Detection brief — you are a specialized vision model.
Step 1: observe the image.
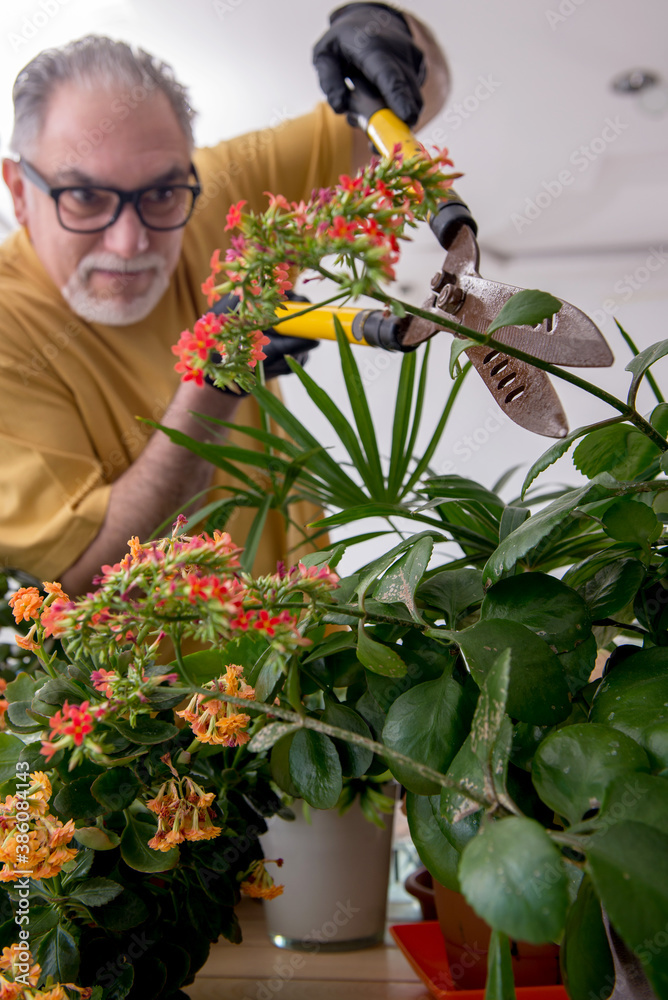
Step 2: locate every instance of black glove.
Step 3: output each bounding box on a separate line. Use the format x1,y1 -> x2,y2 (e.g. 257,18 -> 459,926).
313,3 -> 426,127
206,291 -> 318,395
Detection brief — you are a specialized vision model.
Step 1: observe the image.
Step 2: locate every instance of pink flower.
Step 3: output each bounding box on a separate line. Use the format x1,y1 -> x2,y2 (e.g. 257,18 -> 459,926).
225,200 -> 247,231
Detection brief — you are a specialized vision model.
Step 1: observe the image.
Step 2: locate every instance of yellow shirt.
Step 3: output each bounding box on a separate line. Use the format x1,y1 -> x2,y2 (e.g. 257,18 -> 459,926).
0,104 -> 350,581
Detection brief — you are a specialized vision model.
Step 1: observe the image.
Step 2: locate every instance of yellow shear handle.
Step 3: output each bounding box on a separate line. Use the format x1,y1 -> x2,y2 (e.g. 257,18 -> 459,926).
366,108 -> 424,160
273,304 -> 360,344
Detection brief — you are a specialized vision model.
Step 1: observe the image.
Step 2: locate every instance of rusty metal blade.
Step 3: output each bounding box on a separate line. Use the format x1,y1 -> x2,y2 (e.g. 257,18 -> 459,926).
464,343 -> 568,438
410,227 -> 614,367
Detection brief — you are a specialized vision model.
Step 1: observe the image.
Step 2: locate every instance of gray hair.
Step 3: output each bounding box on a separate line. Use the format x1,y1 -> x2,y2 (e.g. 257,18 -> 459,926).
9,35 -> 196,156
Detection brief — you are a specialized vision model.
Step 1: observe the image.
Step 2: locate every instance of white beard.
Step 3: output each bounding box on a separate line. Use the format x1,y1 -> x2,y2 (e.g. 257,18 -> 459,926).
61,251 -> 170,325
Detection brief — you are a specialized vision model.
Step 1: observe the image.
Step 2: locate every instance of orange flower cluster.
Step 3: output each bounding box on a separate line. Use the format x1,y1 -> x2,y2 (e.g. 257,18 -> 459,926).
176,665 -> 255,747
240,858 -> 284,901
8,582 -> 70,652
0,944 -> 91,999
146,776 -> 222,852
0,772 -> 78,882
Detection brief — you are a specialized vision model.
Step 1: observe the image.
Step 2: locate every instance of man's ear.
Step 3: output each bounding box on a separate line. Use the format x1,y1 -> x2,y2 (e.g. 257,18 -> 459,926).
2,159 -> 28,225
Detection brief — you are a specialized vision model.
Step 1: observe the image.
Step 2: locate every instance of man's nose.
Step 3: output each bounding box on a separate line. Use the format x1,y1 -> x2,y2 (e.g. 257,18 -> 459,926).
100,202 -> 150,256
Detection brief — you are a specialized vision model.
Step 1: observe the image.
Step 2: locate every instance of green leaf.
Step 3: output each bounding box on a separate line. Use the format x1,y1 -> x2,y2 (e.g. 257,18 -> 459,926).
483,475 -> 620,585
6,701 -> 41,732
169,648 -> 226,682
471,650 -> 511,765
440,735 -> 486,828
602,499 -> 662,545
91,767 -> 140,811
454,619 -> 570,725
486,289 -> 562,337
521,423 -> 602,498
288,729 -> 342,809
5,672 -> 38,703
54,778 -> 105,820
355,531 -> 441,606
498,505 -> 530,541
321,699 -> 373,778
417,568 -> 483,628
387,350 -> 417,500
67,877 -> 123,907
0,733 -> 25,782
38,925 -> 79,985
382,670 -> 477,795
120,814 -> 179,873
459,817 -> 569,943
373,535 -> 433,622
61,849 -> 94,887
247,722 -> 301,754
239,493 -> 272,572
111,717 -> 180,745
270,732 -> 299,798
356,623 -> 407,678
482,572 -> 591,653
532,723 -> 650,825
95,888 -> 149,932
449,337 -> 476,378
560,875 -> 614,1000
334,316 -> 385,496
405,792 -> 461,892
286,351 -> 376,494
573,424 -> 659,480
587,821 -> 668,999
625,339 -> 668,398
73,826 -> 121,851
598,772 -> 668,835
485,930 -> 516,1000
590,647 -> 668,745
579,558 -> 646,619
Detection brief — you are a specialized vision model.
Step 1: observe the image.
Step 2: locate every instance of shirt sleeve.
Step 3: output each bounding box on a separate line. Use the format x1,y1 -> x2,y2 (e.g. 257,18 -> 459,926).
0,355 -> 111,582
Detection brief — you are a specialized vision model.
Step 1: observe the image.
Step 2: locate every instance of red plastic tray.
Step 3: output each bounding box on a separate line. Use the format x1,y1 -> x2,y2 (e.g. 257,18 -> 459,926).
390,922 -> 569,1000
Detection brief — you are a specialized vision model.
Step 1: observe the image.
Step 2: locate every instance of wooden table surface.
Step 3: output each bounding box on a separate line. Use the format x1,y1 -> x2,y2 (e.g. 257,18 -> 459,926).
184,897 -> 432,1000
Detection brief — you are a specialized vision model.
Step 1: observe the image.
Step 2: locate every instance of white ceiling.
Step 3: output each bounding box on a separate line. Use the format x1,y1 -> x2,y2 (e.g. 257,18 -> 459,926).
0,0 -> 666,263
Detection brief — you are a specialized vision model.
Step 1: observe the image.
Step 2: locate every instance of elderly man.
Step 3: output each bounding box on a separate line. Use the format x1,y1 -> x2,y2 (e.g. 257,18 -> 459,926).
0,3 -> 448,596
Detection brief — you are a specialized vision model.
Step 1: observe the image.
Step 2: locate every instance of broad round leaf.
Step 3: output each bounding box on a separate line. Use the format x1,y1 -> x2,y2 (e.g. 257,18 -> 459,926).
91,767 -> 140,811
417,568 -> 484,628
602,499 -> 662,545
459,817 -> 569,943
532,724 -> 649,825
74,826 -> 121,851
356,623 -> 406,677
579,558 -> 646,619
643,722 -> 668,771
590,647 -> 668,744
598,772 -> 668,835
456,619 -> 570,724
382,671 -> 477,795
112,717 -> 180,745
288,729 -> 342,809
0,733 -> 24,783
482,573 -> 591,653
321,700 -> 374,778
587,821 -> 668,1000
120,815 -> 179,873
54,778 -> 105,820
573,424 -> 659,480
405,792 -> 461,892
270,732 -> 300,798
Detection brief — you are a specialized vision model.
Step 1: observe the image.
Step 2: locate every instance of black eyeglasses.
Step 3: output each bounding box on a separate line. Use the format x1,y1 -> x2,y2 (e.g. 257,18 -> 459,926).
19,158 -> 201,233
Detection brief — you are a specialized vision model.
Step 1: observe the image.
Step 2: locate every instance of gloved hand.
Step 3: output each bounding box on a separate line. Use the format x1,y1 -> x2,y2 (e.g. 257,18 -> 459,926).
313,3 -> 426,126
207,291 -> 318,395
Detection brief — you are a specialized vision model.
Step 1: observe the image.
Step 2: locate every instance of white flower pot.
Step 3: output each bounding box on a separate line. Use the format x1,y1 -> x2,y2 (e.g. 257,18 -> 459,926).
260,796 -> 395,952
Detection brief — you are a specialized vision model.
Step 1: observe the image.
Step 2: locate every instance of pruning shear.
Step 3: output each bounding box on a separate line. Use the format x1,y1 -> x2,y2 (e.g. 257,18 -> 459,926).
273,81 -> 614,438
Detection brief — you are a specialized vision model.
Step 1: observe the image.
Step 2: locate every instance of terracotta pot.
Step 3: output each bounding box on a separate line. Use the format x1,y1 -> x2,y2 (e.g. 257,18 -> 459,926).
433,879 -> 561,989
404,866 -> 438,921
260,794 -> 395,952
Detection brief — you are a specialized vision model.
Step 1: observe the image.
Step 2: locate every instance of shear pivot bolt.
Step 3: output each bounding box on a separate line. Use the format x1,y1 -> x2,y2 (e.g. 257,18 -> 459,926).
430,270 -> 456,292
436,284 -> 466,314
